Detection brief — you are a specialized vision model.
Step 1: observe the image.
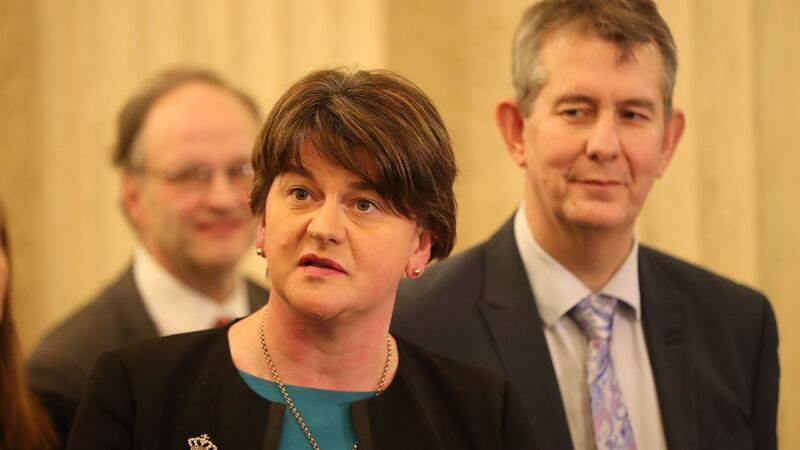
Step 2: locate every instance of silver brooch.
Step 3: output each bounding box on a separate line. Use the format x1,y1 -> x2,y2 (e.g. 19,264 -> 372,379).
187,433 -> 218,450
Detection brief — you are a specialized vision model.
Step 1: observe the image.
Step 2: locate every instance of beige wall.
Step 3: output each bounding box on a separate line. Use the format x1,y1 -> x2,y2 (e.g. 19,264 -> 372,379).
1,0 -> 797,446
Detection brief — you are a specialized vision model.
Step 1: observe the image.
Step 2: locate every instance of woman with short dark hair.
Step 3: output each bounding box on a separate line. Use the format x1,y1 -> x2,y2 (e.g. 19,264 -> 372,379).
67,69 -> 539,450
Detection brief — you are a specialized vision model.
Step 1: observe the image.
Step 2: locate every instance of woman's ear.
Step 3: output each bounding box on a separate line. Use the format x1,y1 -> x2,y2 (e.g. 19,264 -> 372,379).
404,227 -> 433,279
255,211 -> 267,257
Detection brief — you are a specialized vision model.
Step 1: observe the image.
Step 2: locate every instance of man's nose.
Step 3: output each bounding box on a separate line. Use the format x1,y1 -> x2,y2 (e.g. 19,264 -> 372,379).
585,113 -> 621,161
204,172 -> 245,208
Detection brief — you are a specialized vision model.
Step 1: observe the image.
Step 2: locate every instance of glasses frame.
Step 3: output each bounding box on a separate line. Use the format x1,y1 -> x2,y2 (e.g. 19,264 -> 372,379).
131,161 -> 255,192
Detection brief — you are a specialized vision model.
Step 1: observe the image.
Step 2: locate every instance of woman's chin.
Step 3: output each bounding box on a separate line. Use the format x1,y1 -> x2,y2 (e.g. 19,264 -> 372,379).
286,296 -> 349,322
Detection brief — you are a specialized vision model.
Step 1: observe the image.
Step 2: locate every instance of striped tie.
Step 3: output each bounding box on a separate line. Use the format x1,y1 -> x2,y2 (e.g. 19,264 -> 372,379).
571,294 -> 637,450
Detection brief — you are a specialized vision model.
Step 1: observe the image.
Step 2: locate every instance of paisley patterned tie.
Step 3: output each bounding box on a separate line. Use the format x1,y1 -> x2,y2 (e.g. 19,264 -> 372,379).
571,294 -> 637,450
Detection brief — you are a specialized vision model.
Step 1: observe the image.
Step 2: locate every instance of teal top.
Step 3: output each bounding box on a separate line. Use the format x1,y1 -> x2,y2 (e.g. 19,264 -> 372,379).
239,370 -> 373,450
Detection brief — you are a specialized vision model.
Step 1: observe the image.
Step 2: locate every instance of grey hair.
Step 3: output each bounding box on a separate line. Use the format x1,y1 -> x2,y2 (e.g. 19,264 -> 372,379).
512,0 -> 677,117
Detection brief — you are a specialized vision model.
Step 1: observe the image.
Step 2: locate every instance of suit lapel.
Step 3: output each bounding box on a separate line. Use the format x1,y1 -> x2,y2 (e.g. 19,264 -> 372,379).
479,220 -> 573,450
639,247 -> 697,449
123,262 -> 267,332
246,279 -> 269,312
113,266 -> 160,339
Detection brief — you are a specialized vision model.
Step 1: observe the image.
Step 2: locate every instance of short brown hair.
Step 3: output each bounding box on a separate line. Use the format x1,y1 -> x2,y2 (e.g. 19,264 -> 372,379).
113,68 -> 260,169
513,0 -> 677,117
250,69 -> 457,261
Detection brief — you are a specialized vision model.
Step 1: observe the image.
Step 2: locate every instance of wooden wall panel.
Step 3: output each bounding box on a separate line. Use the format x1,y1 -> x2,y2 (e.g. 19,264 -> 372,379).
0,0 -> 44,362
639,0 -> 701,262
385,0 -> 532,249
757,1 -> 800,447
238,0 -> 290,110
695,0 -> 760,286
454,1 -> 532,247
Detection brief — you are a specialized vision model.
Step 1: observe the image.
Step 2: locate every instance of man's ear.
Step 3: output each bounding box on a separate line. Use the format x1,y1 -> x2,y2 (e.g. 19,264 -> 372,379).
121,172 -> 144,230
496,98 -> 528,168
404,227 -> 433,279
657,108 -> 686,177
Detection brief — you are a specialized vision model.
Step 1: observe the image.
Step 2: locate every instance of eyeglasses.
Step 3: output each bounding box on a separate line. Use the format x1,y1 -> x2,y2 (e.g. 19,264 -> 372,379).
134,162 -> 255,192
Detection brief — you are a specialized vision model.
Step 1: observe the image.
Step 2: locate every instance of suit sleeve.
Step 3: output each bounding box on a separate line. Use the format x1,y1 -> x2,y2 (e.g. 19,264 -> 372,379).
27,340 -> 88,442
751,295 -> 779,450
66,352 -> 136,450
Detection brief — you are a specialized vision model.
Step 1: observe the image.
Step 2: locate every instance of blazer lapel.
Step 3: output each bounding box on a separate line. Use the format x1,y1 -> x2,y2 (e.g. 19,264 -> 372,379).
178,328 -> 281,449
639,248 -> 697,450
207,369 -> 280,449
479,220 -> 573,450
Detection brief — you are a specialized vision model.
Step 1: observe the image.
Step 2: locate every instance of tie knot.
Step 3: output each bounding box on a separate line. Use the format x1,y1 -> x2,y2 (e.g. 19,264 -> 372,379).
570,294 -> 618,341
213,315 -> 233,328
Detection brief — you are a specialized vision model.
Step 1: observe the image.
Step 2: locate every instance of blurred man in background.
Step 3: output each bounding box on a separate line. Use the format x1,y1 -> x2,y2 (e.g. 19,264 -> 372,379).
28,68 -> 268,440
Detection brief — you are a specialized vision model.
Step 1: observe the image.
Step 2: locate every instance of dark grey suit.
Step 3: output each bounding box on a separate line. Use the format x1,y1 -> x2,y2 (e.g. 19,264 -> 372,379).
392,217 -> 779,450
27,266 -> 268,443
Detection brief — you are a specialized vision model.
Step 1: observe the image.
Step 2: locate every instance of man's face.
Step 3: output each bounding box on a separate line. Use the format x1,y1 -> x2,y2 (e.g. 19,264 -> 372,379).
124,82 -> 259,276
501,29 -> 684,238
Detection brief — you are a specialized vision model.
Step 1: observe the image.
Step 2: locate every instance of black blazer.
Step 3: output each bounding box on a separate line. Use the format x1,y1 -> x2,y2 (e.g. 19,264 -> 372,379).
392,217 -> 779,450
27,266 -> 268,443
66,325 -> 539,450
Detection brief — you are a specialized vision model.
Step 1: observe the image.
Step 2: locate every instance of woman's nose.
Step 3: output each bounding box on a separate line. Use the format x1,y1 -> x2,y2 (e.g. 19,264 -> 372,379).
307,199 -> 345,245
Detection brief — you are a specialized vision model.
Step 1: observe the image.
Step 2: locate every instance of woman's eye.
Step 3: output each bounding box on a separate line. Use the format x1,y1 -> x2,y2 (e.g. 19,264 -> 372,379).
291,188 -> 310,201
355,199 -> 375,212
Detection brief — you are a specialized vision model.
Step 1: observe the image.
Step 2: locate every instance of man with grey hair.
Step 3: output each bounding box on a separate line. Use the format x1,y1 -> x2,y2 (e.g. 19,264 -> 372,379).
28,68 -> 268,441
393,1 -> 779,449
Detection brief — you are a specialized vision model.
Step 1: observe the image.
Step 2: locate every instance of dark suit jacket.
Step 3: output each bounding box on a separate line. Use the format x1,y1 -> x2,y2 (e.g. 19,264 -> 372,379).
66,325 -> 539,450
27,266 -> 268,443
392,217 -> 779,450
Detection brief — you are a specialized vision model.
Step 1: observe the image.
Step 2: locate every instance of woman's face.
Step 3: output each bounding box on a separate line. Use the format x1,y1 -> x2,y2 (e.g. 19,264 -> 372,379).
257,144 -> 432,322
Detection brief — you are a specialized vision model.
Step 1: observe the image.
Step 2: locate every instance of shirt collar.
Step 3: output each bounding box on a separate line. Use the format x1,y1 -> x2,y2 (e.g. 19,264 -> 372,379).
513,206 -> 641,327
132,246 -> 249,336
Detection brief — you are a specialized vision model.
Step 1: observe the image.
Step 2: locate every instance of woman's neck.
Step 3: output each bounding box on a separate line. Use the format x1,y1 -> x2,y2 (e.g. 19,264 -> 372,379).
229,301 -> 398,392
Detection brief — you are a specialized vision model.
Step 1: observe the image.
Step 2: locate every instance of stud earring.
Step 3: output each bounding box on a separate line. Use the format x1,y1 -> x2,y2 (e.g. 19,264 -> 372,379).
256,248 -> 263,256
411,268 -> 421,277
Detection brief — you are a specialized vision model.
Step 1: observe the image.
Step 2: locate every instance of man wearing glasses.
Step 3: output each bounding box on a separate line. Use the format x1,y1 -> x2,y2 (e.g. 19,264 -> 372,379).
28,69 -> 268,442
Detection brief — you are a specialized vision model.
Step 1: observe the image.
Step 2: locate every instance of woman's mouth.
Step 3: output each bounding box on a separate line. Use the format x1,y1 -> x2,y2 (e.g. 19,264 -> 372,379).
298,254 -> 347,275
